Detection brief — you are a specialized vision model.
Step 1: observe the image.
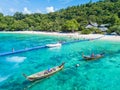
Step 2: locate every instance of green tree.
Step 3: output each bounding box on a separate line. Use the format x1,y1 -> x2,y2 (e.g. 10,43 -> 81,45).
0,0 -> 120,33
13,12 -> 25,20
62,19 -> 79,32
110,15 -> 120,26
0,13 -> 3,17
108,25 -> 120,35
0,23 -> 7,31
11,20 -> 28,31
81,29 -> 91,34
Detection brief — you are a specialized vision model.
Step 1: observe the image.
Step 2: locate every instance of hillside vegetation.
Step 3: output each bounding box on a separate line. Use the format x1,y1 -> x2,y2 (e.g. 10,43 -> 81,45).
0,0 -> 120,34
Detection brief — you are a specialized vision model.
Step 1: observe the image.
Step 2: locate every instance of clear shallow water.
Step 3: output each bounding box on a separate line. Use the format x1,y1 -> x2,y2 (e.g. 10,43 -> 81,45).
0,33 -> 120,90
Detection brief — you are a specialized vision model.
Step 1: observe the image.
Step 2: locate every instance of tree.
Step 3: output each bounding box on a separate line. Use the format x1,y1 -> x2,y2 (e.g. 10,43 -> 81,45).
62,19 -> 79,32
108,25 -> 120,35
13,12 -> 25,20
0,23 -> 7,31
117,11 -> 120,18
81,29 -> 91,34
23,17 -> 36,27
88,15 -> 97,22
0,13 -> 3,17
110,15 -> 120,26
110,0 -> 119,2
11,20 -> 28,31
0,0 -> 120,34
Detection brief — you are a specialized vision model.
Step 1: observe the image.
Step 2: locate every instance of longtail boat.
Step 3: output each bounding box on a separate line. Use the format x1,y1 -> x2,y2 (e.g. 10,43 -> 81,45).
82,53 -> 104,60
23,63 -> 65,81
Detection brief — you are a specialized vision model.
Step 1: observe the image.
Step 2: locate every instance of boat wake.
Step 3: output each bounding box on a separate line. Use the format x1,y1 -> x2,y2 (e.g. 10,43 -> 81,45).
49,46 -> 61,50
6,56 -> 26,63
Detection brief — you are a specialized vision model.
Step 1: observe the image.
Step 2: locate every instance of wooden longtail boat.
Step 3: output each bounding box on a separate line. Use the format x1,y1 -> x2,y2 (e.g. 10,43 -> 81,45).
82,53 -> 104,60
23,63 -> 65,81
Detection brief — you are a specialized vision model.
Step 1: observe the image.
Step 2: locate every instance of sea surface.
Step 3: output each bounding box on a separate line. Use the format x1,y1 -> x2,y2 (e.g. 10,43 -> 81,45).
0,33 -> 120,90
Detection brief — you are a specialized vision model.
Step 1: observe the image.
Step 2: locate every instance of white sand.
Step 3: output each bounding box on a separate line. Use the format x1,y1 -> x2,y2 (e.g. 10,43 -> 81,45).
0,31 -> 120,41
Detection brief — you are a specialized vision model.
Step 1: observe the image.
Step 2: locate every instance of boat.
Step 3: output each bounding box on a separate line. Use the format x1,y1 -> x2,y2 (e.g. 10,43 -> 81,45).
82,53 -> 104,60
46,42 -> 62,48
23,62 -> 65,81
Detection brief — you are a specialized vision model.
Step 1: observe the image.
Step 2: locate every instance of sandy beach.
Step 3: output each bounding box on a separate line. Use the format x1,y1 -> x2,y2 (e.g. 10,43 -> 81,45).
0,31 -> 120,41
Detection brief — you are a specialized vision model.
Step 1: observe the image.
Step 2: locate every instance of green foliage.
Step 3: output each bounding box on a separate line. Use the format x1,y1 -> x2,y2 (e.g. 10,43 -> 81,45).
108,25 -> 120,35
0,0 -> 120,35
62,19 -> 79,32
110,15 -> 120,26
11,20 -> 28,31
13,12 -> 25,20
81,29 -> 91,34
0,13 -> 3,17
91,28 -> 103,34
0,23 -> 7,31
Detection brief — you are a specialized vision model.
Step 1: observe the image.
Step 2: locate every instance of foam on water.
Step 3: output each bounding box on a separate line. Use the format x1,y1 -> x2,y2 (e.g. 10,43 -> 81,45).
0,75 -> 9,83
6,56 -> 26,63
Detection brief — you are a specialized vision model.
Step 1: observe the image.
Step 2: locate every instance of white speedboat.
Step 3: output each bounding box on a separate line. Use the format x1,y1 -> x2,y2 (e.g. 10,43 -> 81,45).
46,43 -> 62,48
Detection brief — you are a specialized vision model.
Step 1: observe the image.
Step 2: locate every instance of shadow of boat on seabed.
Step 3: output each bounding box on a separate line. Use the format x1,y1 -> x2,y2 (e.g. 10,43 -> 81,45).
23,77 -> 49,90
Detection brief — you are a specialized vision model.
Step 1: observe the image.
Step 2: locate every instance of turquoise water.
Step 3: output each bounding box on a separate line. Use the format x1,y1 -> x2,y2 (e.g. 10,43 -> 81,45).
0,33 -> 120,90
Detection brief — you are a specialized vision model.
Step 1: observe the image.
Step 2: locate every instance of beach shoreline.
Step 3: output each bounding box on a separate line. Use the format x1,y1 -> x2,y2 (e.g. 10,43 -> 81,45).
0,31 -> 120,41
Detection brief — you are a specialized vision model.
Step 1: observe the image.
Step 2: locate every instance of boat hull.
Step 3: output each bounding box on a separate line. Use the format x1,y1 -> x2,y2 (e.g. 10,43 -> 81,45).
46,43 -> 61,48
24,63 -> 64,81
28,66 -> 63,81
83,54 -> 104,60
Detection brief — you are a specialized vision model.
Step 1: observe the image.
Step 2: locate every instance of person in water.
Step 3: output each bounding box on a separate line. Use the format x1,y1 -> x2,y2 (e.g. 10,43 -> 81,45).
12,48 -> 14,52
48,68 -> 52,73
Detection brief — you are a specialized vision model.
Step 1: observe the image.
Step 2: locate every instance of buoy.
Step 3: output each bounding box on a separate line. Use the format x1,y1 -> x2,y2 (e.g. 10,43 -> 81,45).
76,64 -> 80,67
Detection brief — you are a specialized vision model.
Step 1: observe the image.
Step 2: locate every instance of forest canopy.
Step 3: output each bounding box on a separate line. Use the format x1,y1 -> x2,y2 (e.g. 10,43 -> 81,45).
0,0 -> 120,35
